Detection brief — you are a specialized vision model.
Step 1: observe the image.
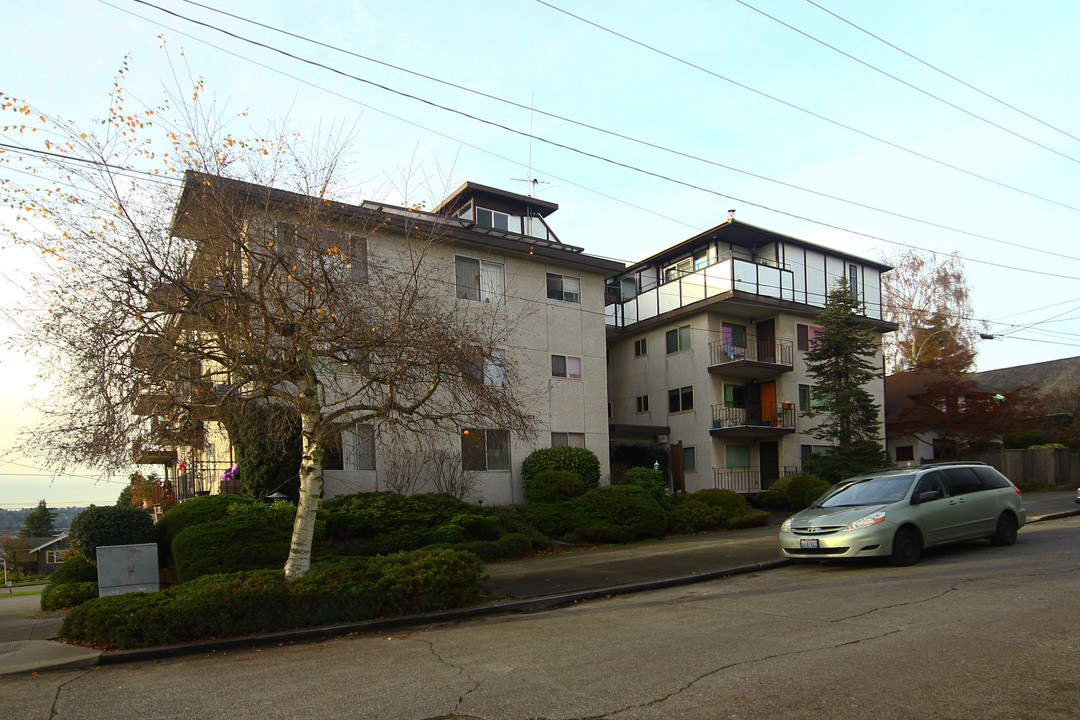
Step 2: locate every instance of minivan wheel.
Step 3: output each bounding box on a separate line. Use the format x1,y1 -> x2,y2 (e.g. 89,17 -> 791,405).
990,513 -> 1019,546
890,527 -> 922,566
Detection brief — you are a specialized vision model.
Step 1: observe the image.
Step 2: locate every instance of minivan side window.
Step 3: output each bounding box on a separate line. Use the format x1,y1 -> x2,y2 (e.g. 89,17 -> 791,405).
971,466 -> 1012,489
914,471 -> 948,499
942,467 -> 984,495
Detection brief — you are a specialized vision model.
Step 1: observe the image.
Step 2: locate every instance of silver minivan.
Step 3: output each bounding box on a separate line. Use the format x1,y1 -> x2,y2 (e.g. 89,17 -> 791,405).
777,462 -> 1026,565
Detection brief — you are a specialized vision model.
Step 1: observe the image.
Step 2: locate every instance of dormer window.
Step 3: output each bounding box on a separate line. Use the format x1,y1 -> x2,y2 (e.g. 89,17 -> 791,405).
476,207 -> 510,232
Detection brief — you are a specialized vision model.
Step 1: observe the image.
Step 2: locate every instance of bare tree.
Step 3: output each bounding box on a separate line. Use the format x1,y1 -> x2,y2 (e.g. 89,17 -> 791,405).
425,448 -> 480,500
0,67 -> 538,579
880,250 -> 985,375
379,438 -> 430,496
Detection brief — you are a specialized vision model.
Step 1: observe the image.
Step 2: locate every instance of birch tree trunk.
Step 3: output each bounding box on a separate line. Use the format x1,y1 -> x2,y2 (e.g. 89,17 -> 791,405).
284,375 -> 324,581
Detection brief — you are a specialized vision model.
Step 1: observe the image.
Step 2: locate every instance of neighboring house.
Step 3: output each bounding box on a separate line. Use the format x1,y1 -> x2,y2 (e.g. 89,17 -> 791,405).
884,369 -> 1003,465
135,176 -> 622,506
971,355 -> 1080,396
604,218 -> 895,493
5,534 -> 70,576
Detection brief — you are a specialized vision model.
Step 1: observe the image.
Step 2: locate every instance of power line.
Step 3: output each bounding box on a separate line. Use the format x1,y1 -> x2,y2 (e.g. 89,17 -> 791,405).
122,0 -> 1080,267
804,0 -> 1080,147
736,0 -> 1080,166
92,1 -> 1080,282
534,0 -> 1080,215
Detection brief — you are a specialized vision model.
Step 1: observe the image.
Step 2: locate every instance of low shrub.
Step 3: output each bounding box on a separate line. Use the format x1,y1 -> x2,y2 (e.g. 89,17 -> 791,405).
48,555 -> 98,585
155,494 -> 256,563
518,485 -> 666,545
520,447 -> 601,491
526,470 -> 586,504
40,581 -> 99,612
620,467 -> 667,505
69,505 -> 155,563
665,489 -> 768,534
318,492 -> 498,556
783,474 -> 832,509
172,510 -> 293,582
60,548 -> 483,649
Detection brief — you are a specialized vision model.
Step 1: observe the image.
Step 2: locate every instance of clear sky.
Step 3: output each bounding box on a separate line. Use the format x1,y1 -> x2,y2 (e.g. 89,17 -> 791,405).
3,0 -> 1080,508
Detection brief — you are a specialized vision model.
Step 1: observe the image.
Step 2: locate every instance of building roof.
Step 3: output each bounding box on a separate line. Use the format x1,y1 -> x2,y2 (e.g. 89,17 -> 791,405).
884,369 -> 999,425
172,171 -> 623,274
616,218 -> 893,277
972,355 -> 1080,394
433,181 -> 560,218
5,535 -> 68,553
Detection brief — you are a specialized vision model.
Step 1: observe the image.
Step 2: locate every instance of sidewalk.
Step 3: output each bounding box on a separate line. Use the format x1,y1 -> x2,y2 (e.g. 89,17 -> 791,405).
4,504 -> 1076,676
0,523 -> 785,676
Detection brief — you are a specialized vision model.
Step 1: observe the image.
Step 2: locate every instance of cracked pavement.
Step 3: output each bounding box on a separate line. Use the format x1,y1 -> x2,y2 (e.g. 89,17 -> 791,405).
2,516 -> 1078,720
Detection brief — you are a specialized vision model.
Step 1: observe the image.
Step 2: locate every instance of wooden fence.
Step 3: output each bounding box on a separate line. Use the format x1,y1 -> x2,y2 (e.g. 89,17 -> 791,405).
966,448 -> 1080,487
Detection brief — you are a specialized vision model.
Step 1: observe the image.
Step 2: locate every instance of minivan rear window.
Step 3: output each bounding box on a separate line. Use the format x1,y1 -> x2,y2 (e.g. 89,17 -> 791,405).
972,466 -> 1012,489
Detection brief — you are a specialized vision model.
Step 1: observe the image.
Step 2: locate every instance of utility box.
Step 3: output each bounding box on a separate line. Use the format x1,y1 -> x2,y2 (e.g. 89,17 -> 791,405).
96,543 -> 159,597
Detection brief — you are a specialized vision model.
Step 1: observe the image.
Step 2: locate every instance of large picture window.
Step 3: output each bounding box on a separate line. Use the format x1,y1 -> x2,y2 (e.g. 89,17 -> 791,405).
461,429 -> 511,471
455,255 -> 505,305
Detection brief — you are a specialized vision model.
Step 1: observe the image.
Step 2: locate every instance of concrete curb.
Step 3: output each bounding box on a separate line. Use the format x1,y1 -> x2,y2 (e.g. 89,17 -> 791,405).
97,558 -> 792,666
1028,509 -> 1080,523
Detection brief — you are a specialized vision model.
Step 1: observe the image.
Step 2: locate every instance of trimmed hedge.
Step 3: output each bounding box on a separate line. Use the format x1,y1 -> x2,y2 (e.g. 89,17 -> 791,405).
665,489 -> 769,534
48,555 -> 98,585
41,581 -> 99,612
520,447 -> 601,493
752,474 -> 832,511
318,492 -> 500,556
517,485 -> 666,544
172,507 -> 294,582
525,470 -> 586,504
60,548 -> 483,649
155,494 -> 256,563
620,467 -> 667,505
69,505 -> 155,562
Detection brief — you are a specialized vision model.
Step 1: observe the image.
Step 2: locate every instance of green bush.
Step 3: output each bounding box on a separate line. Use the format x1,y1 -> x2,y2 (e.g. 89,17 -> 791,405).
318,492 -> 497,556
620,467 -> 668,505
60,549 -> 483,649
172,510 -> 294,582
526,470 -> 586,504
41,581 -> 99,612
665,489 -> 768,534
518,485 -> 666,545
155,494 -> 256,559
48,555 -> 98,585
520,447 -> 601,492
783,474 -> 832,509
69,505 -> 155,563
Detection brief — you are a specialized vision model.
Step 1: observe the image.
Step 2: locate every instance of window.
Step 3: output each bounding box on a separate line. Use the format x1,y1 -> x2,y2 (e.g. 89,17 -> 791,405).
683,446 -> 697,473
727,445 -> 751,469
470,347 -> 506,386
551,432 -> 585,448
46,550 -> 64,564
666,325 -> 692,354
895,445 -> 915,462
274,222 -> 367,283
799,383 -> 827,412
546,273 -> 581,303
721,323 -> 747,353
799,384 -> 811,412
636,395 -> 650,413
455,255 -> 505,305
668,385 -> 694,413
633,338 -> 647,357
725,383 -> 747,407
475,207 -> 510,231
461,429 -> 510,471
345,425 -> 376,471
551,355 -> 582,379
849,265 -> 860,301
797,324 -> 823,351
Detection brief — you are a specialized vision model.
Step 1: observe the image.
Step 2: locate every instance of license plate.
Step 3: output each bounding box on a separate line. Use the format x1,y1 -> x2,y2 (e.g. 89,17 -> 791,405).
800,538 -> 819,549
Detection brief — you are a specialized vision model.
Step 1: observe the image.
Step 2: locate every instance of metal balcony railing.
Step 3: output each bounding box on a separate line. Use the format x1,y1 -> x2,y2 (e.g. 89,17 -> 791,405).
709,336 -> 794,368
710,403 -> 796,430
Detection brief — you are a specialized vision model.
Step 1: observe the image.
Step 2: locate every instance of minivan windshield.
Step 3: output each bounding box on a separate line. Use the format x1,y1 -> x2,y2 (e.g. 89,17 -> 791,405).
819,474 -> 916,508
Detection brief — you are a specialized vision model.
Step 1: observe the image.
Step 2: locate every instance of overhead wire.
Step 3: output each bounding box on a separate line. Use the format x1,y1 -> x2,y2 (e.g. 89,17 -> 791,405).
534,0 -> 1080,215
804,0 -> 1080,147
108,0 -> 1080,267
93,0 -> 1080,283
735,0 -> 1080,166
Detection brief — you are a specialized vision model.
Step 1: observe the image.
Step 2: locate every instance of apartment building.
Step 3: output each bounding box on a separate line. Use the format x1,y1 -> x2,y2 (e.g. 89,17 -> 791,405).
137,175 -> 622,506
605,217 -> 895,493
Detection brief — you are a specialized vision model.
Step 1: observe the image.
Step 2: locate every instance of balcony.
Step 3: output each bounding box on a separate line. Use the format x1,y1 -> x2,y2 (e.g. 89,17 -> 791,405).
713,466 -> 800,493
606,256 -> 795,327
709,403 -> 796,438
708,336 -> 793,379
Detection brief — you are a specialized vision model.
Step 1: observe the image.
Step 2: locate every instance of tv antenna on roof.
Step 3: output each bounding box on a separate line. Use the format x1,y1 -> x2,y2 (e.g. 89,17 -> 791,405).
510,93 -> 550,197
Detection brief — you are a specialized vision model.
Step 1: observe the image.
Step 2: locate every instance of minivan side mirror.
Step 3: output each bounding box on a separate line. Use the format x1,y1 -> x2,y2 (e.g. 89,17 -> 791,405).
913,490 -> 941,504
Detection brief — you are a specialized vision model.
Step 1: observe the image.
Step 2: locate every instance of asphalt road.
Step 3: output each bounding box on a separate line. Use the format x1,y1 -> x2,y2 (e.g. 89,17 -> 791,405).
3,513 -> 1077,720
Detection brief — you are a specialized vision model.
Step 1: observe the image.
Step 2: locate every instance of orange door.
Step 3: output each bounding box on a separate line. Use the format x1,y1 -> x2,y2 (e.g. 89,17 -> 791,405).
760,381 -> 777,426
